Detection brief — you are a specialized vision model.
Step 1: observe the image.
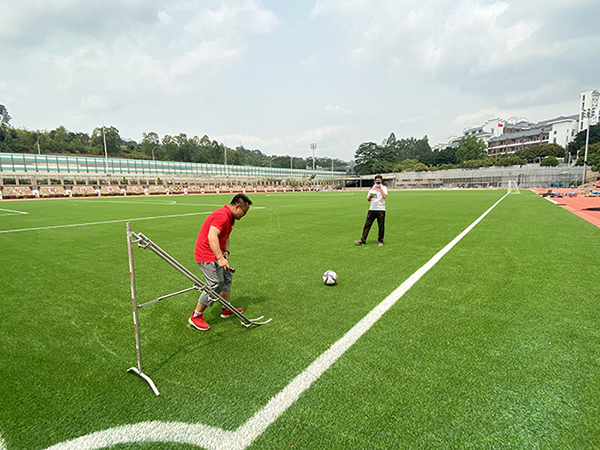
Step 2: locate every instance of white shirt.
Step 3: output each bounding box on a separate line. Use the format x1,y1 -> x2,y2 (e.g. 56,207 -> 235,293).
368,185 -> 388,211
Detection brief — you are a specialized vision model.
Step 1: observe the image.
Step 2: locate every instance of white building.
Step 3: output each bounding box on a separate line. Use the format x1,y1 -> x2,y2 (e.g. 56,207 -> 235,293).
445,117 -> 505,148
487,115 -> 578,156
579,90 -> 600,132
440,90 -> 596,155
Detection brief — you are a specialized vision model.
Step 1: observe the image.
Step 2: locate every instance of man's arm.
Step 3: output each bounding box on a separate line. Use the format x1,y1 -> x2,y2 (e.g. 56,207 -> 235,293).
223,238 -> 230,256
208,226 -> 230,270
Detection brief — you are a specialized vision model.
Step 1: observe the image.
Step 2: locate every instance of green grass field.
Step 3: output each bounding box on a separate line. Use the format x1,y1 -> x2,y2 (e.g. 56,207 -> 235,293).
1,189 -> 599,450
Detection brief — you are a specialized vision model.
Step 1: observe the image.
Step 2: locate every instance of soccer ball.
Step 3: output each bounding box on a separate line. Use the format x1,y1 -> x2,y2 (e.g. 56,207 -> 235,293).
323,270 -> 338,286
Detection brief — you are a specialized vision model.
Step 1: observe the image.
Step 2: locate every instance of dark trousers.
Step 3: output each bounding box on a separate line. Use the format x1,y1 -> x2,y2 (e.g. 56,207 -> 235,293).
361,210 -> 385,243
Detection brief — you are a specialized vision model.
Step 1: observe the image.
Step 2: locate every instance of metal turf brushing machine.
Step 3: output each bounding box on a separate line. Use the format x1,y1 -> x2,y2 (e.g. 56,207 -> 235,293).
126,222 -> 271,395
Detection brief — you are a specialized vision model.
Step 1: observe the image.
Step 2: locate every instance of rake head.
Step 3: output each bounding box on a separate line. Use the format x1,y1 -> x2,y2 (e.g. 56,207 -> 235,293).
240,316 -> 273,328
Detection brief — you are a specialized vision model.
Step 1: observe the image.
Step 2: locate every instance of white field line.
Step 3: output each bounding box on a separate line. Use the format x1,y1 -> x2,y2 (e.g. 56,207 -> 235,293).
36,192 -> 509,450
0,212 -> 213,234
76,200 -> 226,207
0,207 -> 265,234
0,208 -> 29,215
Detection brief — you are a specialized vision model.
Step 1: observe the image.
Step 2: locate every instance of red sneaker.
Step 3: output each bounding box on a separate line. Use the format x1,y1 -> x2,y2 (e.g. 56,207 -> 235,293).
188,313 -> 210,330
220,306 -> 244,318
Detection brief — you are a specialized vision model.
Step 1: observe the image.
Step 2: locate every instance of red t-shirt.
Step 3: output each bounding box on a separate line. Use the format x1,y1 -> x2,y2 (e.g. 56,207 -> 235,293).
194,205 -> 234,263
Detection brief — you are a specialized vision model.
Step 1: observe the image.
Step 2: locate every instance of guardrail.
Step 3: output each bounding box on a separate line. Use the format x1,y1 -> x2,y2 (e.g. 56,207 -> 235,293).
0,153 -> 346,179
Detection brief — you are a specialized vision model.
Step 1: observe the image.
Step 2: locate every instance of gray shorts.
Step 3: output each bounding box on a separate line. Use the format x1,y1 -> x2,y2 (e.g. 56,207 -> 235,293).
197,261 -> 233,307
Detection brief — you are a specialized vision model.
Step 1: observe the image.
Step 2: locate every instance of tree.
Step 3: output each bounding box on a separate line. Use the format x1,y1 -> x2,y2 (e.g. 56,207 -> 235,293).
0,104 -> 11,126
431,146 -> 457,166
353,133 -> 434,174
567,123 -> 600,160
583,142 -> 600,171
354,142 -> 380,174
236,145 -> 266,166
92,125 -> 122,156
516,143 -> 565,162
454,135 -> 487,163
494,155 -> 525,167
540,156 -> 559,167
393,159 -> 418,172
175,133 -> 198,162
141,132 -> 163,160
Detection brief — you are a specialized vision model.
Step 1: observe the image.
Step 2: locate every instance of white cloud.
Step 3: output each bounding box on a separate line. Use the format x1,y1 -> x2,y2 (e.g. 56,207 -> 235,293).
453,107 -> 503,128
7,1 -> 280,100
183,1 -> 278,38
218,125 -> 353,159
157,10 -> 175,27
504,79 -> 578,105
80,94 -> 109,110
325,105 -> 353,117
308,0 -> 580,82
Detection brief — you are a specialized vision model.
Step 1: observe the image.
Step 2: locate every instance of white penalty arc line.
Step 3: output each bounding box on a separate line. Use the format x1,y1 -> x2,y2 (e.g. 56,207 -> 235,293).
39,193 -> 509,450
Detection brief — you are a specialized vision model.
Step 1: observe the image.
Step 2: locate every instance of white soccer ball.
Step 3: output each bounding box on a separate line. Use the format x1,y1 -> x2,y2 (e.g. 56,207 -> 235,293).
323,270 -> 338,286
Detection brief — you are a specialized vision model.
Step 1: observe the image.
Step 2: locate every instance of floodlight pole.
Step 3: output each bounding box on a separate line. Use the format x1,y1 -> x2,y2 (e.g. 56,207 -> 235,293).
224,141 -> 228,179
581,91 -> 599,186
310,142 -> 317,175
583,113 -> 590,185
98,116 -> 109,174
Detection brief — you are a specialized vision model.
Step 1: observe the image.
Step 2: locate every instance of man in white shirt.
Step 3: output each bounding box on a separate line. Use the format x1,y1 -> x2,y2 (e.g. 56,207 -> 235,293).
354,174 -> 388,247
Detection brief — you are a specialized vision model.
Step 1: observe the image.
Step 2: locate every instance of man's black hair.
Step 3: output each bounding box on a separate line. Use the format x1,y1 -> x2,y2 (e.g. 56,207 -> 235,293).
374,174 -> 383,181
231,193 -> 253,206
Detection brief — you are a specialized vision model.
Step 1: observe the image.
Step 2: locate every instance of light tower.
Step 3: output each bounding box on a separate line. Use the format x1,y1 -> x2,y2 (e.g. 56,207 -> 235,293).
580,90 -> 599,185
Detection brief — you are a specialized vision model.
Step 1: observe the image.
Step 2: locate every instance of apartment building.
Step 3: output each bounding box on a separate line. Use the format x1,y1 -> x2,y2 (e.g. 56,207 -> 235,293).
487,115 -> 578,156
579,89 -> 599,132
440,90 -> 596,155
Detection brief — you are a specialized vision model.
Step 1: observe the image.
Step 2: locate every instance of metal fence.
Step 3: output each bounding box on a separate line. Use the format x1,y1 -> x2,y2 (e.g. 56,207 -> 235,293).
391,165 -> 590,189
0,152 -> 346,179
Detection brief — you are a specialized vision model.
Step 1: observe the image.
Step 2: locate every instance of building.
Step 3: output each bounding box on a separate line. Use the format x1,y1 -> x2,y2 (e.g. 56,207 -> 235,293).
439,90 -> 600,156
487,115 -> 578,156
579,89 -> 600,132
444,117 -> 505,149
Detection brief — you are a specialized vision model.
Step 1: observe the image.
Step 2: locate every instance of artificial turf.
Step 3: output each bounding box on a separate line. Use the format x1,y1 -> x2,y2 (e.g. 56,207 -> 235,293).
0,190 -> 598,449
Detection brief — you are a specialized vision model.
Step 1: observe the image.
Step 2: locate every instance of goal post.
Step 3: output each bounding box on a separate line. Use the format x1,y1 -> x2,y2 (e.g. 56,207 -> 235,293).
508,180 -> 520,194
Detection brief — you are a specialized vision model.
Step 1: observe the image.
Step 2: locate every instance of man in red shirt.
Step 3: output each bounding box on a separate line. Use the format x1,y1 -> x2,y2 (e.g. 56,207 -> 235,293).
189,194 -> 252,331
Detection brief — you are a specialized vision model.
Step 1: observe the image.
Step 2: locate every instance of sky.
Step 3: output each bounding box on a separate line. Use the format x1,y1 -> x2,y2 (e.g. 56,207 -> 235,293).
1,0 -> 599,162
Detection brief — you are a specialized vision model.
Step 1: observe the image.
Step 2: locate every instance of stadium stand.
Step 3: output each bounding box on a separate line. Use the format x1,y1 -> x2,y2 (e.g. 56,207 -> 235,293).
71,185 -> 98,196
1,186 -> 34,198
99,185 -> 120,196
39,186 -> 66,197
187,185 -> 202,194
149,185 -> 166,195
126,185 -> 144,195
